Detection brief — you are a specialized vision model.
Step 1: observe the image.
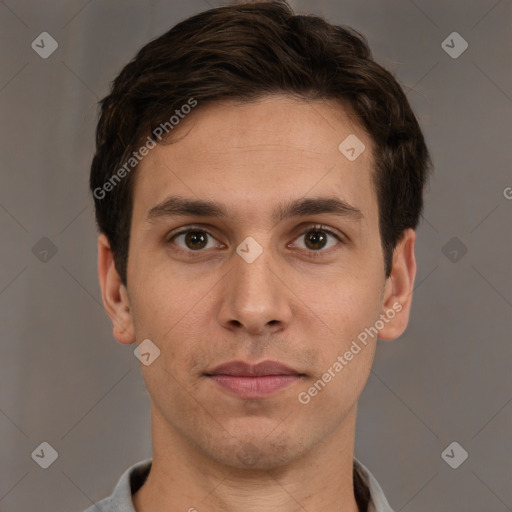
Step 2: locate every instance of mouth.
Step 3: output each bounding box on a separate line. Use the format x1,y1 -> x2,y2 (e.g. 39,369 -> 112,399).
205,360 -> 305,399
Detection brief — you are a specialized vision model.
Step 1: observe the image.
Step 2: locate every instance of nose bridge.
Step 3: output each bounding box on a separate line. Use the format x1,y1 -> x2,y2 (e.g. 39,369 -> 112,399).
235,237 -> 274,294
218,234 -> 291,333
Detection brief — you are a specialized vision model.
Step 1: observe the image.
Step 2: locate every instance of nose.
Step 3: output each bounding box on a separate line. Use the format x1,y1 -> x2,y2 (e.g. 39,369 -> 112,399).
217,241 -> 293,336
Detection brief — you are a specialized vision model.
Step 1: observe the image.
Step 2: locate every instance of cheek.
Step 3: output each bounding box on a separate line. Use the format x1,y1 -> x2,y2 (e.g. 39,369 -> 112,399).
298,287 -> 382,410
129,275 -> 215,377
299,278 -> 383,398
338,290 -> 383,342
299,264 -> 384,334
129,259 -> 202,328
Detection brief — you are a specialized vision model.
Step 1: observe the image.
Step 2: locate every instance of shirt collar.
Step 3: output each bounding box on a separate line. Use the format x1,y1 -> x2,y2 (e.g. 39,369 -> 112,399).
354,458 -> 395,512
86,457 -> 394,512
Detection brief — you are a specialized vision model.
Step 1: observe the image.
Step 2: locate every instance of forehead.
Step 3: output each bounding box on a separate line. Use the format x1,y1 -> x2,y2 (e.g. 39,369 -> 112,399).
131,95 -> 377,225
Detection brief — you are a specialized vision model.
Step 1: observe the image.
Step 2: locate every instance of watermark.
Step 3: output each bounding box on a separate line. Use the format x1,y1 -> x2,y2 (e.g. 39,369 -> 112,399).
441,31 -> 468,59
441,236 -> 467,263
503,186 -> 512,200
338,133 -> 365,161
236,236 -> 263,263
441,441 -> 468,469
93,98 -> 198,200
31,32 -> 58,59
134,338 -> 161,366
298,302 -> 402,404
31,441 -> 59,469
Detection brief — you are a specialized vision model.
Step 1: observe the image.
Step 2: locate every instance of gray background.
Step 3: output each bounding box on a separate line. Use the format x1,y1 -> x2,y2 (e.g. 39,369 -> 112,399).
1,0 -> 511,511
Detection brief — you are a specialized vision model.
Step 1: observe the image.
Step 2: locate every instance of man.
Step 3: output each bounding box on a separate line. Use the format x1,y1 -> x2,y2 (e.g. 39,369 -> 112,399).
87,1 -> 432,511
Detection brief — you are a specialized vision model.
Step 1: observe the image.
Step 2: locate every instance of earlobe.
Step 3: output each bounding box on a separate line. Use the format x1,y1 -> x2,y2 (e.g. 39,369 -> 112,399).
97,234 -> 136,345
378,229 -> 417,341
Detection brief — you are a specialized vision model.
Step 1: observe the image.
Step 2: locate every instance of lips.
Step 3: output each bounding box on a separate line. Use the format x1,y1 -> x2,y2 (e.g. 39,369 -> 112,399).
206,360 -> 303,377
205,360 -> 304,399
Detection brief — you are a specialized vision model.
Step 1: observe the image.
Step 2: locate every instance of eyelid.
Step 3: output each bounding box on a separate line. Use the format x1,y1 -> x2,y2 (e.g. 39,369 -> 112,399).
166,224 -> 221,242
293,223 -> 346,243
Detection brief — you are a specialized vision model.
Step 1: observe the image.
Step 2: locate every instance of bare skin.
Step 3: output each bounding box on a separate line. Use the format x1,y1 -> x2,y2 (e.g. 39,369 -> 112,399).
97,95 -> 416,512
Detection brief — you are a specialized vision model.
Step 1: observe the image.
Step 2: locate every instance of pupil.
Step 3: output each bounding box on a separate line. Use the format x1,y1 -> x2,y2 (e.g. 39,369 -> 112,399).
307,230 -> 326,250
186,231 -> 207,250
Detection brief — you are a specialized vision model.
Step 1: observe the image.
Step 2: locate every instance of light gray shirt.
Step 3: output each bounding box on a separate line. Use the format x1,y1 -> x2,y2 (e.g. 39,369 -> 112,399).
83,457 -> 394,512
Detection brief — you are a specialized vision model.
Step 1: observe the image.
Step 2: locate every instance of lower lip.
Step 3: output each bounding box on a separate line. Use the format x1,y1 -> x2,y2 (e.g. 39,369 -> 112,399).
208,375 -> 302,398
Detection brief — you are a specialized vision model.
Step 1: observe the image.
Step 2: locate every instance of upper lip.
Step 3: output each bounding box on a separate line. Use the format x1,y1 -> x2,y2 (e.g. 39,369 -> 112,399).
206,360 -> 303,377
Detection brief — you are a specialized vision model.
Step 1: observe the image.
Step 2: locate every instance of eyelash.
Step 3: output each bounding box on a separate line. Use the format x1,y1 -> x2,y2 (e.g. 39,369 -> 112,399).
166,224 -> 345,258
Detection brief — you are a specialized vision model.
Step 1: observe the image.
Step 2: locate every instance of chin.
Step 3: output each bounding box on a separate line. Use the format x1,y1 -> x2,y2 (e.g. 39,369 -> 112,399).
204,431 -> 301,471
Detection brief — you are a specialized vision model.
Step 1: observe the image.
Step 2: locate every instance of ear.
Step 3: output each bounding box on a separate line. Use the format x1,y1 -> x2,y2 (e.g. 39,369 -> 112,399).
97,233 -> 136,344
378,228 -> 417,341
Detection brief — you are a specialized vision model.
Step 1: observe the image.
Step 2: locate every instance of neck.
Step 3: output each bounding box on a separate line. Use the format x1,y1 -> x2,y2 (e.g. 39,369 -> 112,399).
133,403 -> 361,512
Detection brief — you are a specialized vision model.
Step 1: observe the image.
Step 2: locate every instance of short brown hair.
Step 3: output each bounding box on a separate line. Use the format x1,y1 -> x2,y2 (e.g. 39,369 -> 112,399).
90,0 -> 433,286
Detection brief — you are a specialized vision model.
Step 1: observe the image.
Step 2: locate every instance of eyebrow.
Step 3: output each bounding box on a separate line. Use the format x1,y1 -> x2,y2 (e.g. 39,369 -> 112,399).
146,195 -> 364,224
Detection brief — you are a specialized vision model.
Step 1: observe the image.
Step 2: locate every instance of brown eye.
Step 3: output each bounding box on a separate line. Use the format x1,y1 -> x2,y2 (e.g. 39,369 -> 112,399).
183,231 -> 208,250
304,230 -> 328,250
291,225 -> 343,253
170,229 -> 218,252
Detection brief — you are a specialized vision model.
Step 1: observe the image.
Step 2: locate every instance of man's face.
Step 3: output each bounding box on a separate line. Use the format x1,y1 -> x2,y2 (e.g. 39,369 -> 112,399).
118,96 -> 395,469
